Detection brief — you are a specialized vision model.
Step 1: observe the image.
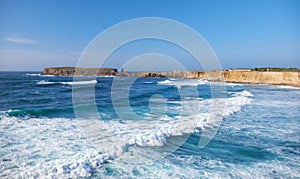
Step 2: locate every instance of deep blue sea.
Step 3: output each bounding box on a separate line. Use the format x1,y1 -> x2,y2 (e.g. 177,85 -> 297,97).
0,72 -> 299,178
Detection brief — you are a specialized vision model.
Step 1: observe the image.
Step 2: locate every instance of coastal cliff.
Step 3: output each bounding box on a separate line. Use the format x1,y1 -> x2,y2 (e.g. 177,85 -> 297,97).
203,71 -> 300,87
130,70 -> 300,87
42,67 -> 300,87
43,67 -> 117,76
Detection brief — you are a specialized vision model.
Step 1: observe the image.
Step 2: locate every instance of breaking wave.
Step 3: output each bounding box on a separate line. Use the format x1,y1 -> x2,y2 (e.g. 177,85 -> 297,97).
157,79 -> 206,87
0,90 -> 253,178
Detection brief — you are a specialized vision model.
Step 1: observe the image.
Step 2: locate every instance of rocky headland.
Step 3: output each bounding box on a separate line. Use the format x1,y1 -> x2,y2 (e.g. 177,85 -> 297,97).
43,67 -> 117,76
42,67 -> 300,87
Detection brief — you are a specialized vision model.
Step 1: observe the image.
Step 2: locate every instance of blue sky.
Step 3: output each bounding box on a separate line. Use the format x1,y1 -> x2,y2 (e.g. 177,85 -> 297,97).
0,0 -> 299,71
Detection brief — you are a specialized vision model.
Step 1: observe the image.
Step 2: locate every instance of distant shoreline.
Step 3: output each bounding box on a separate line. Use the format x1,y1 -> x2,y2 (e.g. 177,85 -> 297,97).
42,67 -> 300,87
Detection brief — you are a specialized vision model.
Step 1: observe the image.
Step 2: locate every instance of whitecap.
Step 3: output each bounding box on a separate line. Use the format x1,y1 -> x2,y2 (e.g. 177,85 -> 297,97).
226,82 -> 244,86
24,73 -> 41,77
231,90 -> 254,97
59,80 -> 97,86
36,80 -> 97,86
275,85 -> 300,90
143,81 -> 155,84
24,73 -> 57,77
37,80 -> 56,85
158,79 -> 206,87
41,74 -> 56,77
81,90 -> 254,149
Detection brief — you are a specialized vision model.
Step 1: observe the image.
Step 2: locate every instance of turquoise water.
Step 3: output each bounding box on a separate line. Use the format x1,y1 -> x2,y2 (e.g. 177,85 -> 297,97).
0,72 -> 299,178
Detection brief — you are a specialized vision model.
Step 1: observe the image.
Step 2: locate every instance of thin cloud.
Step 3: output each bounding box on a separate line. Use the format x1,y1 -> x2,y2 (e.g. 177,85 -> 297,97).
6,37 -> 37,44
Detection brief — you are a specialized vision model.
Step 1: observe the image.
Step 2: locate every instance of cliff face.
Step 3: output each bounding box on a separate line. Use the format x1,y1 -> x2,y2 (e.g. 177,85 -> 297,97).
180,70 -> 300,87
122,70 -> 300,87
42,67 -> 300,87
43,67 -> 117,76
221,71 -> 300,86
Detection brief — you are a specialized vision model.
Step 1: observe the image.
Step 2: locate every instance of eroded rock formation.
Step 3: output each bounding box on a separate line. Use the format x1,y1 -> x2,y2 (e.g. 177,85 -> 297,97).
43,67 -> 300,87
43,67 -> 117,76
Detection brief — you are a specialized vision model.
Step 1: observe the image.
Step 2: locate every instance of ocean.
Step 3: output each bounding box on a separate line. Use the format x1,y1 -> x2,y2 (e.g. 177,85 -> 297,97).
0,71 -> 299,178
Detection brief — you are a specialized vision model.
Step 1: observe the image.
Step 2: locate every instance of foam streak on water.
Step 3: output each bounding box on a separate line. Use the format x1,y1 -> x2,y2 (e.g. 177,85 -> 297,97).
37,80 -> 97,85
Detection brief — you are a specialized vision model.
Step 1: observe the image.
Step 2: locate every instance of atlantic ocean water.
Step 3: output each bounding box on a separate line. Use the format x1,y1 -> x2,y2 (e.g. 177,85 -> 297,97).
0,72 -> 299,178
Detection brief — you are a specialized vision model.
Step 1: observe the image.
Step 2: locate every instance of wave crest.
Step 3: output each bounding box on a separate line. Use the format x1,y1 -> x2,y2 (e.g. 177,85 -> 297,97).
158,79 -> 206,87
0,89 -> 254,178
36,80 -> 97,86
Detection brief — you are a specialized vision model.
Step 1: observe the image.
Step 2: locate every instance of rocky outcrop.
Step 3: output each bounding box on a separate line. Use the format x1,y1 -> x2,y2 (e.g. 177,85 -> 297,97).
43,67 -> 117,76
121,71 -> 200,78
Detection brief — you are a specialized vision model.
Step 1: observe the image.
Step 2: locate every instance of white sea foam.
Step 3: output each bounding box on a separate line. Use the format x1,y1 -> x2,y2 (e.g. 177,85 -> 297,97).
275,85 -> 300,90
97,149 -> 300,178
36,80 -> 56,85
0,114 -> 111,178
59,80 -> 97,85
25,73 -> 41,76
0,90 -> 254,178
231,90 -> 254,97
36,80 -> 97,86
157,79 -> 171,84
158,79 -> 206,87
78,90 -> 254,152
25,73 -> 57,77
143,81 -> 155,84
226,82 -> 244,86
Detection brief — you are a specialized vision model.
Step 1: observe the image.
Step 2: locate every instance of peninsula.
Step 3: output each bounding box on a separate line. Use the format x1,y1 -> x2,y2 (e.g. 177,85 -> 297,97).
42,67 -> 300,87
